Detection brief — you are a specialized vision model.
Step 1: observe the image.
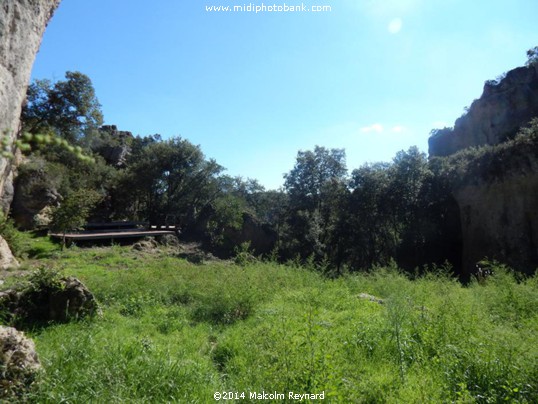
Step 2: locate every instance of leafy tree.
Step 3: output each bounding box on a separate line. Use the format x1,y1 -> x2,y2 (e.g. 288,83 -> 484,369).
282,146 -> 348,263
346,147 -> 432,271
205,193 -> 247,248
348,162 -> 393,269
22,71 -> 103,143
284,146 -> 347,211
115,136 -> 223,226
387,146 -> 430,231
526,46 -> 538,66
387,147 -> 431,267
49,189 -> 102,249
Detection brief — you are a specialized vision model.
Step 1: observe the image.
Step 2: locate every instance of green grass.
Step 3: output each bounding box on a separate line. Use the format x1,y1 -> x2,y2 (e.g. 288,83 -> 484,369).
2,240 -> 537,403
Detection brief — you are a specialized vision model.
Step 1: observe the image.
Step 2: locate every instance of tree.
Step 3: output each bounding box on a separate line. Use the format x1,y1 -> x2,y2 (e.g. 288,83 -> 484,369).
346,147 -> 431,271
115,136 -> 223,226
284,146 -> 347,211
282,146 -> 348,263
387,147 -> 431,268
49,189 -> 102,249
22,71 -> 103,143
348,162 -> 393,269
526,46 -> 538,66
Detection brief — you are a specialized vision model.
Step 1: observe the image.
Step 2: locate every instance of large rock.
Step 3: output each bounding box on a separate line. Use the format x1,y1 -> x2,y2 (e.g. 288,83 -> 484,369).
0,0 -> 62,264
11,158 -> 62,229
0,276 -> 100,323
429,64 -> 538,157
0,325 -> 41,398
0,235 -> 19,269
48,277 -> 100,321
97,125 -> 133,167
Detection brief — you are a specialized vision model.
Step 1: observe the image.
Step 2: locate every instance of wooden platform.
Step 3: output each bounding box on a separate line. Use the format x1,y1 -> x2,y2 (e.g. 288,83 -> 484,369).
49,229 -> 177,242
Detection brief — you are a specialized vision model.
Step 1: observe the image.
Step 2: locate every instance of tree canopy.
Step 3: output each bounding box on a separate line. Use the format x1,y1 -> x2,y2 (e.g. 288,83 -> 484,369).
22,71 -> 103,142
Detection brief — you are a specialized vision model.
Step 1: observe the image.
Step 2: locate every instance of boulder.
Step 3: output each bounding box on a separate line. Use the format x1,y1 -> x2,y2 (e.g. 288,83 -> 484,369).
0,235 -> 19,269
0,325 -> 41,398
132,236 -> 159,252
11,160 -> 62,230
158,233 -> 180,247
99,144 -> 131,167
0,276 -> 100,324
47,277 -> 101,321
358,293 -> 384,305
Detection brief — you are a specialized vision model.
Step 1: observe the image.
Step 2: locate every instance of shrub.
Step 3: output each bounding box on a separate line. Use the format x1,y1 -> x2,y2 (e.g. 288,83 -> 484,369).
0,211 -> 23,257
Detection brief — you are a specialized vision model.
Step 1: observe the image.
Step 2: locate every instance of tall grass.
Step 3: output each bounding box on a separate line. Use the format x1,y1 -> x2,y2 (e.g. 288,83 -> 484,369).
2,242 -> 535,402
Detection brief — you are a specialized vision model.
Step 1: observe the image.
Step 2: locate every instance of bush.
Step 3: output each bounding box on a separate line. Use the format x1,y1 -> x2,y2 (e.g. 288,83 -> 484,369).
0,211 -> 23,257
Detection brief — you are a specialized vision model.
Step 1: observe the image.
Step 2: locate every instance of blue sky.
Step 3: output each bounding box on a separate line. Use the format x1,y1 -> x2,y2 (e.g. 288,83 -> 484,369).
32,0 -> 538,189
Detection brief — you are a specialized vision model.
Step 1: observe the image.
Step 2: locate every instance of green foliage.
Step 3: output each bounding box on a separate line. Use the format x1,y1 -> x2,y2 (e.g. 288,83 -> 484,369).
49,189 -> 102,248
22,71 -> 103,143
0,211 -> 23,257
435,117 -> 538,187
1,129 -> 17,159
346,147 -> 433,270
282,146 -> 349,264
284,145 -> 347,212
114,136 -> 223,224
0,265 -> 65,326
23,265 -> 64,296
233,241 -> 257,266
205,193 -> 246,247
0,128 -> 96,162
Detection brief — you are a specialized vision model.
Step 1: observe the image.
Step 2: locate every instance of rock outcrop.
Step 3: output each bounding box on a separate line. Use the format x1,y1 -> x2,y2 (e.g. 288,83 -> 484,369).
0,0 -> 61,206
428,63 -> 538,275
0,276 -> 100,323
96,125 -> 133,167
429,64 -> 538,157
0,325 -> 41,398
0,0 -> 61,264
0,235 -> 19,268
11,158 -> 62,230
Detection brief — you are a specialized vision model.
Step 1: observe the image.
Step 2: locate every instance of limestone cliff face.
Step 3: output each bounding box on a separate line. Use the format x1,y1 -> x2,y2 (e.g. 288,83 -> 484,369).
0,0 -> 61,268
455,167 -> 538,275
0,0 -> 60,209
429,64 -> 538,157
428,63 -> 538,275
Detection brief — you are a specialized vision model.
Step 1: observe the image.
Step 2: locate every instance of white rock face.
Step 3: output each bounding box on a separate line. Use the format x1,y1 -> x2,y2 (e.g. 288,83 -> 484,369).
0,0 -> 61,265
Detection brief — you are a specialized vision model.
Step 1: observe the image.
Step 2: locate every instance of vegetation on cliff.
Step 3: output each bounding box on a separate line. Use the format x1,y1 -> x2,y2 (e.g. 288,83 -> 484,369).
431,118 -> 538,187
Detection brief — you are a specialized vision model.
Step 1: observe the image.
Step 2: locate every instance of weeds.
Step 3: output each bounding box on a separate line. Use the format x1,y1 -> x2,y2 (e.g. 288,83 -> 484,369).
6,241 -> 536,402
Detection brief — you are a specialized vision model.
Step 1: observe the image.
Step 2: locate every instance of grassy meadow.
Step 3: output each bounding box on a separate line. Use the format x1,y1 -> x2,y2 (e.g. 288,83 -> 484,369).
2,236 -> 537,403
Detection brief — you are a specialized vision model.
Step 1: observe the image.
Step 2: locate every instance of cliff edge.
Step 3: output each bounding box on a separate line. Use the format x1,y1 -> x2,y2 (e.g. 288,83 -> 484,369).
429,64 -> 538,157
429,62 -> 538,275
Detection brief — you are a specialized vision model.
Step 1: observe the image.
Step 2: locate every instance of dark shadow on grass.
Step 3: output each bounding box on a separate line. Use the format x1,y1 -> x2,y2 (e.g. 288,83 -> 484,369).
23,231 -> 61,259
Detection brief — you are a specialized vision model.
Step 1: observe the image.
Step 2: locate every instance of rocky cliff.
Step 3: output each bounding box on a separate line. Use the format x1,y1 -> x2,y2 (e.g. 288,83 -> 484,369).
0,0 -> 61,268
429,64 -> 538,157
98,125 -> 133,167
429,63 -> 538,275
